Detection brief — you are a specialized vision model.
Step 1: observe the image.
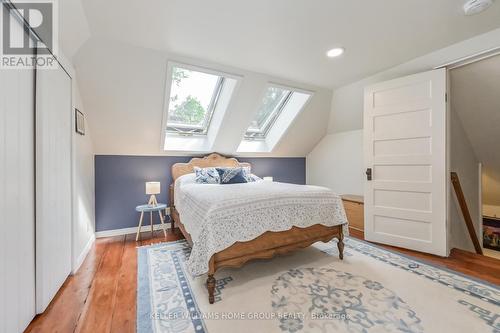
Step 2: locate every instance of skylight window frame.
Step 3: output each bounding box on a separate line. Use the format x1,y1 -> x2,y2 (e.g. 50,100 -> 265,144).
244,85 -> 295,141
161,61 -> 242,152
237,85 -> 313,153
165,65 -> 226,137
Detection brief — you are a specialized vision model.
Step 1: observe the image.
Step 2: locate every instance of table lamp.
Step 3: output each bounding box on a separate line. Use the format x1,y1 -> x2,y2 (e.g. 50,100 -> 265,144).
146,181 -> 161,207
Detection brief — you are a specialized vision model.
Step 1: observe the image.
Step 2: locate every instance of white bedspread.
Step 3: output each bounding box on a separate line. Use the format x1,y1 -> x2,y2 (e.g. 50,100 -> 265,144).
174,174 -> 348,276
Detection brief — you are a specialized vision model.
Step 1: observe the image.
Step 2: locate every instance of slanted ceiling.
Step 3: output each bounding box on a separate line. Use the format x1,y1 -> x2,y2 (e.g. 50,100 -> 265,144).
450,55 -> 500,206
61,0 -> 500,156
73,39 -> 332,156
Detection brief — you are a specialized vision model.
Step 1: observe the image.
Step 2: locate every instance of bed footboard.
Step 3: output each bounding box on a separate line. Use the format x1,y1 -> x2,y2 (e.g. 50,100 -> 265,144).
206,224 -> 343,304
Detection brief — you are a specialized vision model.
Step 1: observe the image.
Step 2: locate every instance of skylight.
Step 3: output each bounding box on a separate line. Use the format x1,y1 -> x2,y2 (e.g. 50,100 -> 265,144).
166,66 -> 225,135
244,86 -> 309,140
238,85 -> 312,153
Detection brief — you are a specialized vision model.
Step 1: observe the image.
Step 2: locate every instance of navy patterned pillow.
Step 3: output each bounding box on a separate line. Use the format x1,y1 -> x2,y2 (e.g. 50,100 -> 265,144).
240,166 -> 261,182
194,167 -> 220,184
215,167 -> 248,184
246,173 -> 262,182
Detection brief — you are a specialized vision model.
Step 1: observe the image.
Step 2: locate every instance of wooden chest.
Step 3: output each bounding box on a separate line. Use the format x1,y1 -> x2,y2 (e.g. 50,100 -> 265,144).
341,195 -> 364,233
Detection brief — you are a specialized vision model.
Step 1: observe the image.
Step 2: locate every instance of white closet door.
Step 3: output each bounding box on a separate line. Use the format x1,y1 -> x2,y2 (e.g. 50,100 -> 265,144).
0,21 -> 36,333
35,61 -> 73,313
364,69 -> 448,256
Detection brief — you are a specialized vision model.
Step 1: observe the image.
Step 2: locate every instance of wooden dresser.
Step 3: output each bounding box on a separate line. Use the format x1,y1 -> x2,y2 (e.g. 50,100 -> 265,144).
341,195 -> 364,234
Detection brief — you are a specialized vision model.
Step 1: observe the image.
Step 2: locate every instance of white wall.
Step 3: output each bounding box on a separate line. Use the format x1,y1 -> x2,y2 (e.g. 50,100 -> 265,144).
71,79 -> 96,273
482,145 -> 500,221
448,108 -> 481,252
483,204 -> 500,218
482,171 -> 500,207
55,45 -> 97,274
306,130 -> 363,195
448,54 -> 500,212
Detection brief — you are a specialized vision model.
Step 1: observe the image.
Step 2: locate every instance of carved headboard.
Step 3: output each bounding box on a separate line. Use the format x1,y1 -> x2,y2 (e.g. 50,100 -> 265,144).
171,153 -> 251,181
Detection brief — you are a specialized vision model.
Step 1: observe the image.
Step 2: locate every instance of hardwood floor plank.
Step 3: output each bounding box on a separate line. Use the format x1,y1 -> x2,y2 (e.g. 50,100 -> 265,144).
25,238 -> 111,333
75,235 -> 126,333
452,248 -> 500,269
110,234 -> 138,333
138,229 -> 180,247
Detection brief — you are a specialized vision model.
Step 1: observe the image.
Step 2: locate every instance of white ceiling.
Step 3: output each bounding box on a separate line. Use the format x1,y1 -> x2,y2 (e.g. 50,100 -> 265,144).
69,0 -> 500,89
58,0 -> 90,59
59,1 -> 500,157
450,55 -> 500,206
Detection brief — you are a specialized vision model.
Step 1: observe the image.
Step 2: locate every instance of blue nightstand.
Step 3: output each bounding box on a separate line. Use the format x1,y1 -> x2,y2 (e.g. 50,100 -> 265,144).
135,203 -> 168,241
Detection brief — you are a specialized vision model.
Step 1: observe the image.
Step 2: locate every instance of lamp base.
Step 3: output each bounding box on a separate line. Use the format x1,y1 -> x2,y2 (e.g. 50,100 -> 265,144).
148,195 -> 158,207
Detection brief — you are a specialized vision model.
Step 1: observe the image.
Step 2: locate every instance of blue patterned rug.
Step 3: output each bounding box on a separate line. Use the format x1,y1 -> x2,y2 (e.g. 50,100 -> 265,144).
137,237 -> 500,333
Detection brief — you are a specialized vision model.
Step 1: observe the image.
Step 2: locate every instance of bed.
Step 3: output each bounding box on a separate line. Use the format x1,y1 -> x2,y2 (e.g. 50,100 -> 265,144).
169,153 -> 348,303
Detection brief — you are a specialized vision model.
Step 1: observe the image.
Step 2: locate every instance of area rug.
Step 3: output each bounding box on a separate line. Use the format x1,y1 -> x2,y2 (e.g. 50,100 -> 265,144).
137,238 -> 500,333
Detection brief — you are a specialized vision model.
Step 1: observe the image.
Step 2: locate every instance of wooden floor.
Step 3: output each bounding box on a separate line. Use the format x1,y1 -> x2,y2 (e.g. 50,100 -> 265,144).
26,228 -> 500,333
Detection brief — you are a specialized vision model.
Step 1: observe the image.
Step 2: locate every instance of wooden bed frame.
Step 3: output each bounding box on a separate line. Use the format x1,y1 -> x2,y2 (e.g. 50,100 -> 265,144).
169,153 -> 344,304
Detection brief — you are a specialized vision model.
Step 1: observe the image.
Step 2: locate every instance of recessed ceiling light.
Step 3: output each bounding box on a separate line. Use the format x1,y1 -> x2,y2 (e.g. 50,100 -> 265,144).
327,47 -> 345,58
463,0 -> 493,15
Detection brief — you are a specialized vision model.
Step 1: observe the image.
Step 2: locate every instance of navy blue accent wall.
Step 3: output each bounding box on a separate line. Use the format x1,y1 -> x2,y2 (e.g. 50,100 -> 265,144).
95,155 -> 306,232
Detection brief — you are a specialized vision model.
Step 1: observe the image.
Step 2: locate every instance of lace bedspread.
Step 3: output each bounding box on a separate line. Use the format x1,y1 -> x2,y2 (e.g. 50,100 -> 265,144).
174,174 -> 348,276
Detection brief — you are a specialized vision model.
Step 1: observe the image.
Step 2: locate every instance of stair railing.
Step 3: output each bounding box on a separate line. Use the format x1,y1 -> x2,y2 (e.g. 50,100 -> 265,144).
450,172 -> 483,255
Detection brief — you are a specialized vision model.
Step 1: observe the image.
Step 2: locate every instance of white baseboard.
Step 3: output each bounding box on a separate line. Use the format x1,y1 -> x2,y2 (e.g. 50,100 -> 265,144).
95,223 -> 171,238
72,234 -> 96,274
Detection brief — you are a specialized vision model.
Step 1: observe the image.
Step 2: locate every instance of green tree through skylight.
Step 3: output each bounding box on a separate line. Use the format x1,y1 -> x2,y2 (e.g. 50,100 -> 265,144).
166,66 -> 223,134
171,95 -> 205,124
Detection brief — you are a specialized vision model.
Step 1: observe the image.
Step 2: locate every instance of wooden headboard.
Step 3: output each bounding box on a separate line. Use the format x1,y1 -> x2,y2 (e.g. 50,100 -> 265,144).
171,153 -> 251,181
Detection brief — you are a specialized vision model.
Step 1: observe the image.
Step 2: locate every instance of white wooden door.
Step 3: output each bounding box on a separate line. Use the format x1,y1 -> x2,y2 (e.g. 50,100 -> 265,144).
0,18 -> 37,332
35,61 -> 73,313
364,69 -> 448,256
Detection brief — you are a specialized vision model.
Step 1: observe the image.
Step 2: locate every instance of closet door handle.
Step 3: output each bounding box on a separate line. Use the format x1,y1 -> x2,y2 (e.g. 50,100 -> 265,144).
366,168 -> 372,181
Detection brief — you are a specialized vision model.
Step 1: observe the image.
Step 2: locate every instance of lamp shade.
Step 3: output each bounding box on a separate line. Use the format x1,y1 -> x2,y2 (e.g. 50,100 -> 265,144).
145,182 -> 161,195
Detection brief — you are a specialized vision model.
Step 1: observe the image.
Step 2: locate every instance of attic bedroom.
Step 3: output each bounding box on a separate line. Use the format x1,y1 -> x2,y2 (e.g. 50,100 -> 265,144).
1,1 -> 500,332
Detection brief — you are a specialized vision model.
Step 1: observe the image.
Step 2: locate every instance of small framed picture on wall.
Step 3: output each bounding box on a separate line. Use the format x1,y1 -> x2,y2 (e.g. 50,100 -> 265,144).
75,109 -> 85,135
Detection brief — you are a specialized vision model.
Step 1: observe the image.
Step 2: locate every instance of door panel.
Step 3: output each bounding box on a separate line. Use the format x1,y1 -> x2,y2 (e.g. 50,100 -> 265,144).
35,60 -> 73,313
374,189 -> 431,211
364,69 -> 448,256
374,137 -> 431,156
0,19 -> 36,333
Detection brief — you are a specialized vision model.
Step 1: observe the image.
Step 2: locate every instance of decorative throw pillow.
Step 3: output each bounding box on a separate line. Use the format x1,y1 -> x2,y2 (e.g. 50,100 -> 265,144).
194,167 -> 220,184
241,166 -> 256,182
246,173 -> 262,182
240,167 -> 261,182
215,167 -> 248,184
